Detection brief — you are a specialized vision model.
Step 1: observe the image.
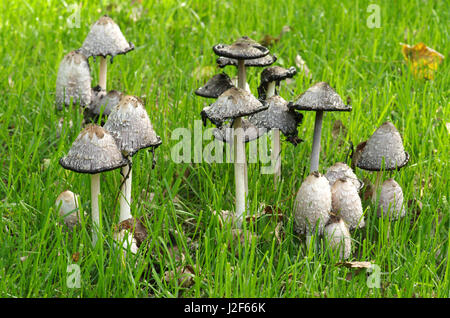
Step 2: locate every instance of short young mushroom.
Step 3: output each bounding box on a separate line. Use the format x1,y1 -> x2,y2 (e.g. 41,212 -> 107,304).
104,95 -> 162,222
325,162 -> 363,192
80,15 -> 134,90
55,50 -> 91,110
289,82 -> 351,173
356,121 -> 409,200
331,178 -> 365,230
324,215 -> 352,260
55,190 -> 81,230
201,87 -> 267,226
377,178 -> 406,219
294,171 -> 331,243
59,124 -> 128,245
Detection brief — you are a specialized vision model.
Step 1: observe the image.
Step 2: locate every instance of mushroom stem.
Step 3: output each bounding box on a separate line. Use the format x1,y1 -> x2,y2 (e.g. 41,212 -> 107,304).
91,173 -> 101,245
119,159 -> 133,222
233,117 -> 246,227
266,81 -> 276,99
237,60 -> 247,90
99,56 -> 107,90
372,170 -> 383,201
310,110 -> 324,173
272,129 -> 281,185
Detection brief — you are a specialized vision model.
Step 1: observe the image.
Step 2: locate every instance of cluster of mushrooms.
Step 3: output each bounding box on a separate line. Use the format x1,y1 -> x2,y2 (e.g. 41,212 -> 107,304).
55,16 -> 161,250
55,23 -> 410,262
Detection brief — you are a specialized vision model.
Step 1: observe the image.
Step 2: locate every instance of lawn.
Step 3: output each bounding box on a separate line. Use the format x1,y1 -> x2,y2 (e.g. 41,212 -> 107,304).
0,0 -> 448,298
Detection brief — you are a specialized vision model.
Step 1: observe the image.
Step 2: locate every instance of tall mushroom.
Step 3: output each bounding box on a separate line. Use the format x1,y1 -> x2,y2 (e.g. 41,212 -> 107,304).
249,66 -> 302,184
356,121 -> 409,200
80,15 -> 134,91
55,50 -> 92,110
59,124 -> 128,244
289,82 -> 351,173
104,95 -> 162,222
201,87 -> 267,226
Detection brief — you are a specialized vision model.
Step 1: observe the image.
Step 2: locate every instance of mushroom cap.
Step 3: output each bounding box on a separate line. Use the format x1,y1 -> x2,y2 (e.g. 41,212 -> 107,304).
331,178 -> 365,230
260,66 -> 297,84
200,87 -> 268,127
103,95 -> 162,156
80,15 -> 134,58
88,87 -> 123,117
194,73 -> 234,99
294,171 -> 332,236
248,95 -> 303,142
325,162 -> 363,192
213,118 -> 267,144
377,178 -> 406,219
216,54 -> 277,68
356,122 -> 409,171
289,82 -> 351,112
59,124 -> 128,174
55,50 -> 91,110
55,190 -> 81,229
324,216 -> 352,260
213,36 -> 269,60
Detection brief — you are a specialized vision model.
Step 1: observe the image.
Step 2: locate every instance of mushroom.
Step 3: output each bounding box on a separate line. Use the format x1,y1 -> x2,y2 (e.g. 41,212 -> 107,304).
249,66 -> 302,184
356,121 -> 409,200
201,87 -> 267,226
103,95 -> 162,222
55,50 -> 91,110
213,118 -> 267,144
324,215 -> 352,260
377,178 -> 406,219
55,190 -> 81,230
289,82 -> 351,173
325,162 -> 363,192
59,124 -> 128,244
331,178 -> 365,230
80,15 -> 134,90
194,73 -> 234,99
294,171 -> 331,242
85,86 -> 123,122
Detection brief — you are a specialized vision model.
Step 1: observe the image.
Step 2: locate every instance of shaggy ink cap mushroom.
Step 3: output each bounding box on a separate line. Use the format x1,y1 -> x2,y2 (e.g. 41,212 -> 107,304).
325,162 -> 363,192
356,122 -> 409,171
248,95 -> 303,144
59,124 -> 128,173
294,171 -> 331,236
288,82 -> 350,173
213,118 -> 267,144
200,87 -> 268,127
213,36 -> 269,60
80,15 -> 134,59
257,66 -> 297,99
194,73 -> 234,99
104,95 -> 162,157
55,190 -> 81,230
87,87 -> 123,119
55,50 -> 92,110
331,178 -> 365,230
377,178 -> 406,219
324,215 -> 352,260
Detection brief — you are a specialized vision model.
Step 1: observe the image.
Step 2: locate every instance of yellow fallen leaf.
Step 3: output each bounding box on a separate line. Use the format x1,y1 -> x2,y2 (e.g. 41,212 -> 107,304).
401,42 -> 444,80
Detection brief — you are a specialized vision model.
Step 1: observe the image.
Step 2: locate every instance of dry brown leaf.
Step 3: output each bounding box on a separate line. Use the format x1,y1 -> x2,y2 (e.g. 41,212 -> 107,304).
72,252 -> 80,263
164,265 -> 196,288
118,217 -> 148,248
401,42 -> 444,80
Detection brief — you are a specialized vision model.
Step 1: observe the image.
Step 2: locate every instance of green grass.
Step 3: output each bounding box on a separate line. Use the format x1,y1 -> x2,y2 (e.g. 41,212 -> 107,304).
0,0 -> 448,298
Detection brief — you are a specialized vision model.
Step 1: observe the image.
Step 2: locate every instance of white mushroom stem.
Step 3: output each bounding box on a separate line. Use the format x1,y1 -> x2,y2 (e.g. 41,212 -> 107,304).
99,56 -> 107,90
372,170 -> 383,201
91,173 -> 101,245
233,117 -> 246,227
119,159 -> 133,222
310,110 -> 324,173
266,81 -> 281,185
